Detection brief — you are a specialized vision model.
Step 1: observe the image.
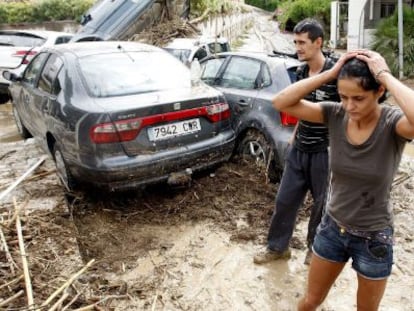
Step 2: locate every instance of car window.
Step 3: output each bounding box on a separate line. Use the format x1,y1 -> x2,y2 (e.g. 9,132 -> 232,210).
79,50 -> 191,97
22,52 -> 49,86
207,42 -> 229,54
287,66 -> 298,83
193,47 -> 208,61
0,32 -> 46,47
200,57 -> 225,85
54,36 -> 72,45
38,54 -> 64,94
219,57 -> 261,89
262,64 -> 272,87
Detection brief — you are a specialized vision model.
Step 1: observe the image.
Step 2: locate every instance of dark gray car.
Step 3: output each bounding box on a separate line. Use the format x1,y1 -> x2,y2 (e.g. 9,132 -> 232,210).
4,41 -> 235,192
200,52 -> 301,181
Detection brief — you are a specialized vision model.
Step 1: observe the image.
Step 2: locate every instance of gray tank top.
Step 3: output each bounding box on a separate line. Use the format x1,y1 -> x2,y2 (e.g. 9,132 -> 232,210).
321,102 -> 406,230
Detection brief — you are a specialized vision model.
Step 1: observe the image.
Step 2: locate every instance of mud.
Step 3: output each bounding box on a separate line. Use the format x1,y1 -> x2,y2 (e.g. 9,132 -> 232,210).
1,100 -> 414,310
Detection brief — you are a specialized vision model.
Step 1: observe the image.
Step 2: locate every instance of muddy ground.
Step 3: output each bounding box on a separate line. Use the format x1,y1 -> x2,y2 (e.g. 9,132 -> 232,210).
1,9 -> 414,311
1,104 -> 414,311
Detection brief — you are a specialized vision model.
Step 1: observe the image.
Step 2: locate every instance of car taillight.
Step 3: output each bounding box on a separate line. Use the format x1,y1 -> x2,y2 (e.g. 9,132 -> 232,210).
12,50 -> 37,64
90,119 -> 142,144
280,112 -> 298,126
90,102 -> 230,144
205,103 -> 231,122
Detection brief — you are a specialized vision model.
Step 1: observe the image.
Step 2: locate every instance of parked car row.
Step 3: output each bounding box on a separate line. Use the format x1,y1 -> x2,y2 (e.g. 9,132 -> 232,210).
0,30 -> 73,104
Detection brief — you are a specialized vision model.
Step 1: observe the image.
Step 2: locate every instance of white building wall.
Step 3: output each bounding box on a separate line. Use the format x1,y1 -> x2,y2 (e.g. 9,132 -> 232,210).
347,0 -> 368,50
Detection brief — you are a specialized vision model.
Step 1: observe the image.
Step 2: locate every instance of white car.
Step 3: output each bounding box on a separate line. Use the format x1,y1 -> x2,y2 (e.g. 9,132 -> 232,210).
0,30 -> 73,104
164,37 -> 230,66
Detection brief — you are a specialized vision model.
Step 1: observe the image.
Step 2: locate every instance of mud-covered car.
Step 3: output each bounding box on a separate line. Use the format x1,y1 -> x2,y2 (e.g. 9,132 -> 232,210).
200,51 -> 301,181
3,41 -> 235,192
164,37 -> 230,66
0,30 -> 73,104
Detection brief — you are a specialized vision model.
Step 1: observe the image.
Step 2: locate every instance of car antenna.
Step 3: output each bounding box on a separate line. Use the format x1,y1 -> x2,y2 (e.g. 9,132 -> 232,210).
117,44 -> 134,62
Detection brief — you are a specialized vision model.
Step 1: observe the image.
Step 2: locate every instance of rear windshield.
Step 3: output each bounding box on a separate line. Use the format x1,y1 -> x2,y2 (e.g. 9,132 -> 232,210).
79,50 -> 191,97
207,42 -> 230,54
0,33 -> 46,47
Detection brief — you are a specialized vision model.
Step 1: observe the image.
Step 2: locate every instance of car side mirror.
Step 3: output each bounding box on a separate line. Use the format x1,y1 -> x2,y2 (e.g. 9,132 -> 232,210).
2,70 -> 20,82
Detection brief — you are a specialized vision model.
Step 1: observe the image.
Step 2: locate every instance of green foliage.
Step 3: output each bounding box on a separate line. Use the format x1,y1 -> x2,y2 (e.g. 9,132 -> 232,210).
3,2 -> 35,23
245,0 -> 280,12
0,0 -> 94,24
277,0 -> 331,32
371,5 -> 414,78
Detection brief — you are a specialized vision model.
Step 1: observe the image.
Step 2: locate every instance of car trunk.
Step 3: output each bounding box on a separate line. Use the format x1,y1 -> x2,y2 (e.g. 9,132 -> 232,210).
0,46 -> 28,69
91,87 -> 231,157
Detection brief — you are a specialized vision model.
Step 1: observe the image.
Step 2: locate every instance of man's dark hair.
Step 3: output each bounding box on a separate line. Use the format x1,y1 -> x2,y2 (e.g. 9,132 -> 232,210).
338,58 -> 387,103
293,18 -> 324,42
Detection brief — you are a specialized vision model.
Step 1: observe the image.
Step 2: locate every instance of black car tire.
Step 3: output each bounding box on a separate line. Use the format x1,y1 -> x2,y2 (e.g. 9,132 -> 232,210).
12,104 -> 32,139
0,93 -> 10,104
53,144 -> 77,192
237,129 -> 281,182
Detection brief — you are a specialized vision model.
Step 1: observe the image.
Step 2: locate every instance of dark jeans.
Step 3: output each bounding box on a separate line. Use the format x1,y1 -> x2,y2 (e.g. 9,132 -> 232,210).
267,145 -> 329,252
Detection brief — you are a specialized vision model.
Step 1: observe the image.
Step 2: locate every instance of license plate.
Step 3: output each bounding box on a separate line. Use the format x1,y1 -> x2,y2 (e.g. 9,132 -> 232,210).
148,118 -> 201,141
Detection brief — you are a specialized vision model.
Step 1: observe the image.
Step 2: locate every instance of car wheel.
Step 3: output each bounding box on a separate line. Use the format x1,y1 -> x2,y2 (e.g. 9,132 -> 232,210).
237,129 -> 281,182
53,144 -> 76,192
0,93 -> 10,104
12,104 -> 32,139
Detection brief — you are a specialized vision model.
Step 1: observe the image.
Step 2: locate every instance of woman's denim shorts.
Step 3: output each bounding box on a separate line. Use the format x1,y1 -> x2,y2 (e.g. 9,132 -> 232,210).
312,214 -> 394,280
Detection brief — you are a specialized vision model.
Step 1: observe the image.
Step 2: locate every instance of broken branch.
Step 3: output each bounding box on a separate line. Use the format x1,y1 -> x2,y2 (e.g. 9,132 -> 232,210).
0,156 -> 47,202
41,259 -> 95,308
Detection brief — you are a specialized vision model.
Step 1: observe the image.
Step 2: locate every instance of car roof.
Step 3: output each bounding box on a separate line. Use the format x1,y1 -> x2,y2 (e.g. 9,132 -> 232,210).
0,29 -> 72,38
44,41 -> 163,57
165,37 -> 229,49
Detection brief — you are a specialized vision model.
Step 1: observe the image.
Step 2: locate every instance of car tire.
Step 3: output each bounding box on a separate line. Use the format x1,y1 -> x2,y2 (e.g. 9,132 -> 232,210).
0,93 -> 9,105
237,129 -> 281,182
53,144 -> 77,192
12,104 -> 32,139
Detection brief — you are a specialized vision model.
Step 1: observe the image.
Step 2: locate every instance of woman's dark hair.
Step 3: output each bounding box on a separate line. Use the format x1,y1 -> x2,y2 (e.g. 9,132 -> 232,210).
338,58 -> 387,103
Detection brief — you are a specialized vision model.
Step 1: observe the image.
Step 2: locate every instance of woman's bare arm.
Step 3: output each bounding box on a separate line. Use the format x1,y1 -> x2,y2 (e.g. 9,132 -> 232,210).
357,51 -> 414,140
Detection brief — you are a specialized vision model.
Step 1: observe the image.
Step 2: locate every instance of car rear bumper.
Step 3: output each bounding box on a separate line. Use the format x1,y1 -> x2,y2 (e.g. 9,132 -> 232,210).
68,131 -> 236,191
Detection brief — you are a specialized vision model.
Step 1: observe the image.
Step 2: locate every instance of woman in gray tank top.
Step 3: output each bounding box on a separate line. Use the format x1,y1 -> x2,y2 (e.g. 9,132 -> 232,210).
272,50 -> 414,310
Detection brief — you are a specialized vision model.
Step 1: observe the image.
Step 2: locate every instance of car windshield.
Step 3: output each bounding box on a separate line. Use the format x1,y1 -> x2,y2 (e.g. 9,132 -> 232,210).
79,50 -> 191,97
164,48 -> 191,63
0,33 -> 46,47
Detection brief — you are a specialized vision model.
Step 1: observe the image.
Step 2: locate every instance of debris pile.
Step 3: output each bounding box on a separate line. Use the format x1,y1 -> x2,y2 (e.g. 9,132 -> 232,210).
130,16 -> 200,47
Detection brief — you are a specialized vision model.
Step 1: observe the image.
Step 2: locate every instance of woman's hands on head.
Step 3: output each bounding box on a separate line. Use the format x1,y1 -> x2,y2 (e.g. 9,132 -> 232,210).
328,51 -> 359,80
355,50 -> 391,82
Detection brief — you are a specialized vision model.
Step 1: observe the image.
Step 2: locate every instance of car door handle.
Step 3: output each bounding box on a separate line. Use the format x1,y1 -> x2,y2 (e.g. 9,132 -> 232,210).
238,100 -> 249,107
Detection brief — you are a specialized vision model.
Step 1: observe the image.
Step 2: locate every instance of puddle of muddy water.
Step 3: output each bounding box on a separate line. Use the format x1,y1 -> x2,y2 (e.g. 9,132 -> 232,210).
103,223 -> 306,310
78,219 -> 413,311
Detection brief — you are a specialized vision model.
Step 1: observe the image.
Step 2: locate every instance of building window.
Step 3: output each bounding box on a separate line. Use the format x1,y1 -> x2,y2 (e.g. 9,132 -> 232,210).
380,3 -> 395,18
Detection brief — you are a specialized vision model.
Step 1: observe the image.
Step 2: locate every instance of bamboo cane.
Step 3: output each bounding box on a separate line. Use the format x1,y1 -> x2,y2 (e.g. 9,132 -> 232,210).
41,259 -> 95,308
16,209 -> 34,307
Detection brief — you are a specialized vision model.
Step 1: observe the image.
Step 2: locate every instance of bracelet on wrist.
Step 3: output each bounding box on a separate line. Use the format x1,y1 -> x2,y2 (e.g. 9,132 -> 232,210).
375,69 -> 391,80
